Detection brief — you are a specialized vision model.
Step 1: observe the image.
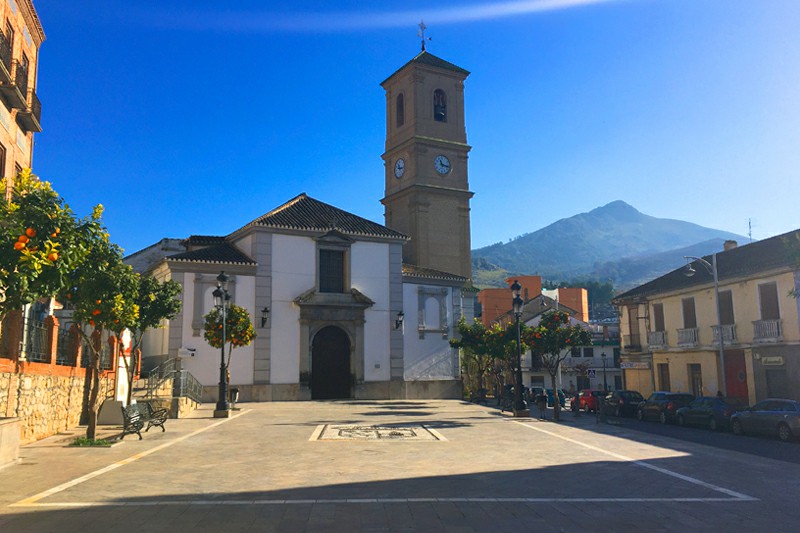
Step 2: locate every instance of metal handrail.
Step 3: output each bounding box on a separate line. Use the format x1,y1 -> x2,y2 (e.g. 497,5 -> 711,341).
145,357 -> 178,397
176,370 -> 203,403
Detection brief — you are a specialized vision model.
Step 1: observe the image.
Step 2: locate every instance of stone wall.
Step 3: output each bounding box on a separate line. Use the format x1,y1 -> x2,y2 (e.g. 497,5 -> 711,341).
0,371 -> 113,444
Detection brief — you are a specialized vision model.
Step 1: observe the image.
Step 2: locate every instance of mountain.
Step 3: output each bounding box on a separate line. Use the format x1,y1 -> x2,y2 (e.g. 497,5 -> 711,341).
472,201 -> 747,289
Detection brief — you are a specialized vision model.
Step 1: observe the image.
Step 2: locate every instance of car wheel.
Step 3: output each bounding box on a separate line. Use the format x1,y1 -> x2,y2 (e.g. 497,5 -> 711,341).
677,415 -> 685,426
659,411 -> 668,424
708,417 -> 718,432
732,419 -> 743,436
778,423 -> 793,442
615,407 -> 621,418
584,404 -> 591,413
637,409 -> 644,421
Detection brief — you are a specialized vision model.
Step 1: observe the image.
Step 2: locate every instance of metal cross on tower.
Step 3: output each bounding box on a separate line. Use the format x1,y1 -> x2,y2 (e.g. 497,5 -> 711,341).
418,20 -> 431,51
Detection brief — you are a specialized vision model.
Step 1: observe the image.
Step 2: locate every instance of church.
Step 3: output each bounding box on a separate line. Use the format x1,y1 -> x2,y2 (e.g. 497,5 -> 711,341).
127,49 -> 476,402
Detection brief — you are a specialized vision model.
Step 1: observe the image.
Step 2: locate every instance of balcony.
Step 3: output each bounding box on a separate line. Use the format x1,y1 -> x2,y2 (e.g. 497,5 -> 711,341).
623,334 -> 642,352
648,330 -> 668,348
16,89 -> 41,132
677,327 -> 699,347
0,32 -> 10,83
0,60 -> 28,110
753,319 -> 782,343
711,324 -> 738,345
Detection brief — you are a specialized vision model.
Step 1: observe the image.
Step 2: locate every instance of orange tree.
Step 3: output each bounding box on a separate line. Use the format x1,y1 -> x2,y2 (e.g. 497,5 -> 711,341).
57,229 -> 140,440
451,317 -> 532,400
524,310 -> 592,421
115,275 -> 182,405
0,169 -> 99,320
203,304 -> 255,378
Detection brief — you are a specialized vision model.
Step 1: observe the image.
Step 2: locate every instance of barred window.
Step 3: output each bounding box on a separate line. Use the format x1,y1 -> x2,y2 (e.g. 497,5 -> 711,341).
319,249 -> 345,293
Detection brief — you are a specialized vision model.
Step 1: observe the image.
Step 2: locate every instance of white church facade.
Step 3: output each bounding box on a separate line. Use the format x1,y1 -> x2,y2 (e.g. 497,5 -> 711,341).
127,49 -> 475,401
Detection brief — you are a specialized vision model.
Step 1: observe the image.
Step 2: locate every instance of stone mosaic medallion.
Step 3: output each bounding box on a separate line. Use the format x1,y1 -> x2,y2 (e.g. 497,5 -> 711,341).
311,424 -> 447,441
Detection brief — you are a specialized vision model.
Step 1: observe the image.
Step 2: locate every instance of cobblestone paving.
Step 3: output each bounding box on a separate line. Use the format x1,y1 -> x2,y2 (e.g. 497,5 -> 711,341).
1,400 -> 798,532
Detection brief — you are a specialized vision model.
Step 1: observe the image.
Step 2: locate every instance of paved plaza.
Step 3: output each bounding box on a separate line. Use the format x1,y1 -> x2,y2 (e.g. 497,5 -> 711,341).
1,400 -> 798,532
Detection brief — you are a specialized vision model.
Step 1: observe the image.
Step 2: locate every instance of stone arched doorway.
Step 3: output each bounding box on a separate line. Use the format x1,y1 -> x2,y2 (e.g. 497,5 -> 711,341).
311,326 -> 352,400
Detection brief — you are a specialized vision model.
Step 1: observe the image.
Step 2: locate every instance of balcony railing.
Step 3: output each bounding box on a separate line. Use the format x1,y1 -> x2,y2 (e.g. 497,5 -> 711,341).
648,330 -> 667,347
16,88 -> 41,132
753,319 -> 782,342
0,59 -> 26,109
14,60 -> 28,95
711,324 -> 738,345
623,334 -> 642,352
677,328 -> 699,346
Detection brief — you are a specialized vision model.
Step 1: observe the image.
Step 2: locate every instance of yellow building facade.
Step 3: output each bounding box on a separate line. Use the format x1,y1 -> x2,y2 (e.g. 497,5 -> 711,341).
614,232 -> 800,405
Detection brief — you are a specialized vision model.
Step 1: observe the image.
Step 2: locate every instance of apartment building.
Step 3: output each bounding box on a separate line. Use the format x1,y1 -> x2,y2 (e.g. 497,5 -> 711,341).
0,0 -> 43,198
613,231 -> 800,404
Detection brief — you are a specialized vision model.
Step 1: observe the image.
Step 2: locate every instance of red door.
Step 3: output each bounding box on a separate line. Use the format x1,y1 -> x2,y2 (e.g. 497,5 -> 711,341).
724,349 -> 748,399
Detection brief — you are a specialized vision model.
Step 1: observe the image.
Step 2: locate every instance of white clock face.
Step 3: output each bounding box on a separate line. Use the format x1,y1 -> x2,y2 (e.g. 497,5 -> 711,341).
394,158 -> 405,178
434,155 -> 451,175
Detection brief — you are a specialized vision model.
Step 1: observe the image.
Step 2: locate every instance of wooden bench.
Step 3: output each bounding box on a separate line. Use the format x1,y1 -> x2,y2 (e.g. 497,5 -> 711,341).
120,402 -> 169,440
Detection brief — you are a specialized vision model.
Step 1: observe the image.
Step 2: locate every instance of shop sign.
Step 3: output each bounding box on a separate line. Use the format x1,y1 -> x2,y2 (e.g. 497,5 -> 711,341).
620,362 -> 650,369
761,356 -> 784,366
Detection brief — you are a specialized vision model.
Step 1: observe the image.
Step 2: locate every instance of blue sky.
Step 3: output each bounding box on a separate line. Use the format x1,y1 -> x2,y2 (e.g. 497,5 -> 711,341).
31,0 -> 800,255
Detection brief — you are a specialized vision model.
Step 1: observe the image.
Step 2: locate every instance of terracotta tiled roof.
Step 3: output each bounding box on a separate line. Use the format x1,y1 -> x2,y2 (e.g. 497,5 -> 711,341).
167,243 -> 256,266
402,263 -> 466,283
382,51 -> 469,84
614,229 -> 800,303
242,193 -> 407,241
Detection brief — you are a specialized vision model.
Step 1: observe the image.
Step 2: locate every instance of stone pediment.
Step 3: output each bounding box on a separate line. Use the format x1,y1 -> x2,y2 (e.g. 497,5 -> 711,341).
294,287 -> 375,309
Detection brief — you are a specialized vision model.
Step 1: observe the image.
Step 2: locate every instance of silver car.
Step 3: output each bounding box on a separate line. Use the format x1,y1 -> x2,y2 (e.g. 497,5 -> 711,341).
730,399 -> 800,442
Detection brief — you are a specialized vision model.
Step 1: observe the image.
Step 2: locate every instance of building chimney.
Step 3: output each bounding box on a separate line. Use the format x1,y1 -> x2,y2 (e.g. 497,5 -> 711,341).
724,240 -> 738,251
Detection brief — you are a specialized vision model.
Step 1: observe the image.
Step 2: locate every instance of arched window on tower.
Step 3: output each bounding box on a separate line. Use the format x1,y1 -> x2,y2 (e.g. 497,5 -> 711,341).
433,89 -> 447,122
396,93 -> 405,128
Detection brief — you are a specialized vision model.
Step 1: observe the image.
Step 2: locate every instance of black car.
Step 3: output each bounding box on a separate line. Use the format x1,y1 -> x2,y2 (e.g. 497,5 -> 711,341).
676,396 -> 748,431
604,390 -> 644,418
637,392 -> 695,424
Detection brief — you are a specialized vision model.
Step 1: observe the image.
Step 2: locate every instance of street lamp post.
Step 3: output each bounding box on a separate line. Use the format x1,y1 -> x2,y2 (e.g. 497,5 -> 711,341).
684,254 -> 726,396
212,271 -> 232,418
510,280 -> 525,413
601,351 -> 608,391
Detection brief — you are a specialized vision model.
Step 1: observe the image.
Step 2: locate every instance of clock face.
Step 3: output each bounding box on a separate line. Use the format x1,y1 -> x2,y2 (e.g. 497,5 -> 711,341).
434,155 -> 451,175
394,158 -> 405,178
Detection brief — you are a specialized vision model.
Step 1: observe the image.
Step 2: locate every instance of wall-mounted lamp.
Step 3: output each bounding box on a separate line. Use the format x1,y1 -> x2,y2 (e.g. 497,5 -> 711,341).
260,306 -> 270,328
395,311 -> 405,330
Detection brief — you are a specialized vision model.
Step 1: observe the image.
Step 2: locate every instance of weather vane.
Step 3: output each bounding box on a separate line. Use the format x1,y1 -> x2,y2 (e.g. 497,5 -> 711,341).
418,20 -> 431,51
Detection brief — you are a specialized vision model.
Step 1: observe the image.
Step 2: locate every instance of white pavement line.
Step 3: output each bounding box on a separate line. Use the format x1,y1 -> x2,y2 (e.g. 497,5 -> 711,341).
10,410 -> 251,508
15,497 -> 758,508
421,425 -> 448,441
308,424 -> 326,441
513,420 -> 758,501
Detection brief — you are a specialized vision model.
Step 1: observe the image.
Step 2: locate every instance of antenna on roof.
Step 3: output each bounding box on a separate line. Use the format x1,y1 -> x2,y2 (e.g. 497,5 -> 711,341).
418,20 -> 431,51
748,218 -> 753,243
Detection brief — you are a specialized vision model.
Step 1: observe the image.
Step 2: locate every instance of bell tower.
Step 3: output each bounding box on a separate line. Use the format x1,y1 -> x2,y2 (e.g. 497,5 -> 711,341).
380,50 -> 473,280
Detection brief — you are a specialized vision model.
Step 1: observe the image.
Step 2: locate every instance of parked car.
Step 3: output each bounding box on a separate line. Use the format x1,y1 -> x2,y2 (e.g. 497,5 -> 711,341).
572,389 -> 607,413
730,399 -> 800,442
637,392 -> 695,424
530,387 -> 566,408
676,396 -> 747,431
603,390 -> 644,418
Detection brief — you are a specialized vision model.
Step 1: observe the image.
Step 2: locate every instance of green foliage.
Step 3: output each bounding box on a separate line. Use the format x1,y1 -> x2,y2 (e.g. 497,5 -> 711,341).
0,169 -> 104,317
70,437 -> 113,447
524,310 -> 593,376
203,304 -> 256,369
132,276 -> 182,334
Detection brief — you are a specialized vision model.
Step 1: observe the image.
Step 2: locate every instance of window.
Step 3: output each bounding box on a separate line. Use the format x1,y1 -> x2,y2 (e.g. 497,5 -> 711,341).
652,303 -> 665,332
719,290 -> 734,325
681,297 -> 697,329
433,89 -> 446,122
758,282 -> 780,320
571,347 -> 580,357
0,143 -> 6,179
319,249 -> 345,293
396,93 -> 404,128
583,347 -> 594,358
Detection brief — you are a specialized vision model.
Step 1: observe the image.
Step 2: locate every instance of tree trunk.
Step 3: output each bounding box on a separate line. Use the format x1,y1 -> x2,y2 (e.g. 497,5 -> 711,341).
550,372 -> 561,422
85,330 -> 102,440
